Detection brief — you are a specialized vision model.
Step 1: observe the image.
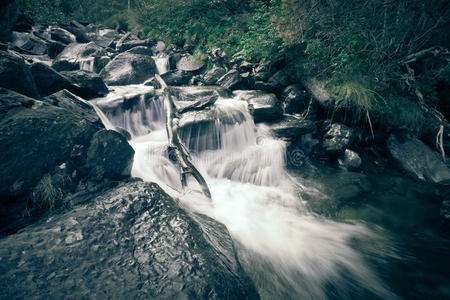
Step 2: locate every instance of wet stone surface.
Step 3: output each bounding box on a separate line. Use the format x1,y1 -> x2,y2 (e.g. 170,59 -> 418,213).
0,181 -> 258,300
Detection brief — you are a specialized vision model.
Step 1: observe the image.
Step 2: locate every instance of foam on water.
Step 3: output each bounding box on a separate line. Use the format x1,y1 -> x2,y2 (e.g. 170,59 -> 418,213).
93,86 -> 397,299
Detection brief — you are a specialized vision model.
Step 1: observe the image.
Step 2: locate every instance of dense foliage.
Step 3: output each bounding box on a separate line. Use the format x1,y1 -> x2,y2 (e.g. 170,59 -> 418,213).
16,0 -> 450,131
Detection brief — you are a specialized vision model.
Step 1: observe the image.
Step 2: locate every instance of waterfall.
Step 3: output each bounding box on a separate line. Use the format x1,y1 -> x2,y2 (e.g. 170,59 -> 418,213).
79,57 -> 95,72
152,54 -> 170,75
93,85 -> 397,299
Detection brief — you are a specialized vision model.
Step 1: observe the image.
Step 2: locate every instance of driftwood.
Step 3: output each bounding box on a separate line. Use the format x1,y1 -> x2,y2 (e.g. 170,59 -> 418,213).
155,74 -> 212,199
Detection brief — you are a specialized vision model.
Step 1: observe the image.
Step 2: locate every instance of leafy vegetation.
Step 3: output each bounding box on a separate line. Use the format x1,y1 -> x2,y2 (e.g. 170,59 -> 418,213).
16,0 -> 450,131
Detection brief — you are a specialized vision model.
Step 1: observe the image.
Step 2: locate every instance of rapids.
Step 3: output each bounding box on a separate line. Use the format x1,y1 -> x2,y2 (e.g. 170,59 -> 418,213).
92,81 -> 399,299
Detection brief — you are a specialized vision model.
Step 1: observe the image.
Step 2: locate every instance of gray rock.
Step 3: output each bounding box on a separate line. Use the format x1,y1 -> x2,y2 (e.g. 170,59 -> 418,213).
11,31 -> 47,55
53,42 -> 106,71
100,52 -> 156,85
0,181 -> 258,299
151,41 -> 166,55
30,62 -> 69,97
321,123 -> 355,154
60,70 -> 109,99
160,70 -> 193,86
217,69 -> 243,90
203,65 -> 226,85
234,90 -> 283,123
60,22 -> 90,43
124,45 -> 153,56
43,90 -> 101,123
440,200 -> 450,222
49,27 -> 76,45
117,38 -> 155,53
0,89 -> 103,199
387,133 -> 450,185
282,84 -> 310,114
86,129 -> 134,182
338,149 -> 362,169
176,54 -> 204,72
0,50 -> 40,98
269,115 -> 316,142
267,69 -> 291,93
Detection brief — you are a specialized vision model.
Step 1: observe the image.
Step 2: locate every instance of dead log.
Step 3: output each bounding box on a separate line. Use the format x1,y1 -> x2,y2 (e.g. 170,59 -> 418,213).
155,74 -> 212,199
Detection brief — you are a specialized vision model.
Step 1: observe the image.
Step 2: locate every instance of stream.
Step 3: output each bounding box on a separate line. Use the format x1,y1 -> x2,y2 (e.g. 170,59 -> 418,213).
90,60 -> 449,299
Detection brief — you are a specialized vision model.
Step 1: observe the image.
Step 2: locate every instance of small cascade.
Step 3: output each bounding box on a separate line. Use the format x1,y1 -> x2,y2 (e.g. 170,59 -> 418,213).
152,54 -> 170,75
93,86 -> 396,299
79,57 -> 95,72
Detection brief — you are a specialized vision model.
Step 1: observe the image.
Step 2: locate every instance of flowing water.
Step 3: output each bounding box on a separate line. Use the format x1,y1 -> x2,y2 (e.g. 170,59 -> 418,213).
89,54 -> 450,299
93,88 -> 402,299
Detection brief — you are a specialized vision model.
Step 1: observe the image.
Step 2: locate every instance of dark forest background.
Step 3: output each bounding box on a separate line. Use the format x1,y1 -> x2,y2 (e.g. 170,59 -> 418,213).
10,0 -> 450,132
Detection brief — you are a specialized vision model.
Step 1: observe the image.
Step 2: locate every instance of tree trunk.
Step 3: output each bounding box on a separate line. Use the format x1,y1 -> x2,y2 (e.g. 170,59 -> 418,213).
155,75 -> 212,199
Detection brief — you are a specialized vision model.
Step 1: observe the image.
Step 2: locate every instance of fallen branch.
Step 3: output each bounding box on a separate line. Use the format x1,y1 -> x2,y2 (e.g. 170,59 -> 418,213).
155,74 -> 212,199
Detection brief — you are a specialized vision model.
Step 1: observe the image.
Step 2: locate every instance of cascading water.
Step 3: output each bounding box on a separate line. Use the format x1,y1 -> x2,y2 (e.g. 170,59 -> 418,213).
79,57 -> 95,72
152,54 -> 170,75
93,81 -> 397,298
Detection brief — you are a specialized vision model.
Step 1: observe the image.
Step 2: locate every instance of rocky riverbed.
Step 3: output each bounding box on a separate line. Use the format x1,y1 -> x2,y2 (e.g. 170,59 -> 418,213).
0,12 -> 449,300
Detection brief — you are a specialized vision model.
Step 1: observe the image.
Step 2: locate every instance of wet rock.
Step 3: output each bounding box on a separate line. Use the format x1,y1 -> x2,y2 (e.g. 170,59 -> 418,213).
282,84 -> 310,114
160,70 -> 193,86
203,65 -> 226,85
321,123 -> 355,155
338,149 -> 362,169
176,54 -> 205,72
0,181 -> 258,299
267,69 -> 292,94
11,31 -> 47,55
124,45 -> 153,56
60,70 -> 109,99
387,132 -> 450,185
117,38 -> 155,53
100,52 -> 156,85
0,50 -> 40,98
269,115 -> 316,142
0,89 -> 103,200
234,90 -> 283,123
30,62 -> 69,97
92,28 -> 118,48
60,21 -> 90,43
50,27 -> 76,45
43,90 -> 101,123
217,69 -> 243,90
53,42 -> 106,71
152,41 -> 166,55
86,129 -> 134,182
440,200 -> 450,222
170,85 -> 231,102
47,39 -> 66,59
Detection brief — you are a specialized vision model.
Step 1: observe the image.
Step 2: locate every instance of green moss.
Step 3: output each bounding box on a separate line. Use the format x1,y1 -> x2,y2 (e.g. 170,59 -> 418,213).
20,99 -> 34,108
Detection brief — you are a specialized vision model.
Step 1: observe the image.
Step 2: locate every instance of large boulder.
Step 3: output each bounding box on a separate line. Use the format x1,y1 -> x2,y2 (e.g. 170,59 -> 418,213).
321,123 -> 355,155
100,52 -> 156,85
60,70 -> 109,99
11,31 -> 48,55
52,42 -> 105,72
117,38 -> 155,53
217,69 -> 244,90
282,84 -> 310,114
160,70 -> 193,86
387,132 -> 450,185
176,54 -> 204,72
269,115 -> 316,142
267,69 -> 292,94
86,130 -> 134,182
60,21 -> 91,43
0,181 -> 258,299
0,89 -> 103,200
233,90 -> 283,123
0,50 -> 40,98
203,65 -> 226,85
29,62 -> 69,97
49,27 -> 76,45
